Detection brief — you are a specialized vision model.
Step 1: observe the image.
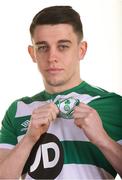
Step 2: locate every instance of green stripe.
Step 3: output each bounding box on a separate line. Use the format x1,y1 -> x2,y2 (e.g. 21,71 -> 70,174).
15,115 -> 31,121
15,116 -> 31,136
61,141 -> 116,177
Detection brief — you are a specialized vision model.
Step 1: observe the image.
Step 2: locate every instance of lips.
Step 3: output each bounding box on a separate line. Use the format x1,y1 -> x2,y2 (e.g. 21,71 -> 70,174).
46,68 -> 64,74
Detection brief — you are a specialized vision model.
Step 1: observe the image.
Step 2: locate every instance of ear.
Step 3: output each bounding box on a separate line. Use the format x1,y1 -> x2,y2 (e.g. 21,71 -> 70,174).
79,41 -> 87,60
28,45 -> 37,63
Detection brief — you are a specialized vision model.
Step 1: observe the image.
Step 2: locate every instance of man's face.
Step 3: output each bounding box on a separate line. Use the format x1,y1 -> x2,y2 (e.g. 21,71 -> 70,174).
29,24 -> 87,91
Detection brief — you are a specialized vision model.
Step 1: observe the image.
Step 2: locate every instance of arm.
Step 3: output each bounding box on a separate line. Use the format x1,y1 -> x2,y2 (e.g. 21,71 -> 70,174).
0,136 -> 35,179
0,102 -> 59,179
96,134 -> 122,177
73,102 -> 122,177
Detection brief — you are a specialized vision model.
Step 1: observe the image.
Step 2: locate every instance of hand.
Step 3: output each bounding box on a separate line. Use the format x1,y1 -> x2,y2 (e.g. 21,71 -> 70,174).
26,102 -> 59,144
73,102 -> 108,146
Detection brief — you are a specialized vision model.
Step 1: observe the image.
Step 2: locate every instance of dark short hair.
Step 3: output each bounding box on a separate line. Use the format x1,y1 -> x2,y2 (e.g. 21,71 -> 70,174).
30,6 -> 83,41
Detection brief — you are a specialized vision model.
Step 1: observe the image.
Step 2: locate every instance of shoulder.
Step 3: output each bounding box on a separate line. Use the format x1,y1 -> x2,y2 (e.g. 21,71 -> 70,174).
5,91 -> 46,117
83,82 -> 122,112
19,91 -> 46,103
83,82 -> 111,96
84,82 -> 121,99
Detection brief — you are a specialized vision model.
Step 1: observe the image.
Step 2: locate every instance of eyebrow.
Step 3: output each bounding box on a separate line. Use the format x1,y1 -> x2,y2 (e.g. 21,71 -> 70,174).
35,41 -> 47,45
34,39 -> 72,45
58,39 -> 72,44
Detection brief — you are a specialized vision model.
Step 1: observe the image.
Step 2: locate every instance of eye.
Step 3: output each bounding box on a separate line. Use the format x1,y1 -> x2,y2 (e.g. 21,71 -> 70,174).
36,45 -> 49,53
58,44 -> 69,51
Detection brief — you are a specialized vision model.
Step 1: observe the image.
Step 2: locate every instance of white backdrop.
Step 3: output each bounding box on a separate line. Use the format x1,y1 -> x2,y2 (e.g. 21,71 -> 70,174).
0,1 -> 121,178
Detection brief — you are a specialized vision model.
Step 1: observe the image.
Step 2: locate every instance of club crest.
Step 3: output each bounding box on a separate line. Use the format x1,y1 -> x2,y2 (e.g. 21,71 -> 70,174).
55,97 -> 80,119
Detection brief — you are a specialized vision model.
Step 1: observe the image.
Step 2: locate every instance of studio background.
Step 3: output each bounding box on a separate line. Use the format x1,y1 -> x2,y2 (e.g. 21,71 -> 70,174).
0,0 -> 121,179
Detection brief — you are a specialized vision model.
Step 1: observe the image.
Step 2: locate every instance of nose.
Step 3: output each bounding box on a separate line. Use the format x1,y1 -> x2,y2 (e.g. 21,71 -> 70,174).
48,47 -> 58,63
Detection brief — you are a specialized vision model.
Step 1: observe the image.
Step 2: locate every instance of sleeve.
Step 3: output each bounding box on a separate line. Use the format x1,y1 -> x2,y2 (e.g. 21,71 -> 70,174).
0,100 -> 18,149
88,93 -> 122,144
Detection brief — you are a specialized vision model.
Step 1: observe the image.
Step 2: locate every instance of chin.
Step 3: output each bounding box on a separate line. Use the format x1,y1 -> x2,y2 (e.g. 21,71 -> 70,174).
46,79 -> 66,87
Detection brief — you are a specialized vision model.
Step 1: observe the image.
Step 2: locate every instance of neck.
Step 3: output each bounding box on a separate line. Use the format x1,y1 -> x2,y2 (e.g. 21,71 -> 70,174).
44,78 -> 83,94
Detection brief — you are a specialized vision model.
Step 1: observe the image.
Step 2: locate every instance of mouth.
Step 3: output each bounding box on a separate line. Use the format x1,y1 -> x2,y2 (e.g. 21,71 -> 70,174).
46,68 -> 64,74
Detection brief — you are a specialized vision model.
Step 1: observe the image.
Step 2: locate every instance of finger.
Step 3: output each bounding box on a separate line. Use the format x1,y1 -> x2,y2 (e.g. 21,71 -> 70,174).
74,118 -> 83,128
33,103 -> 59,116
73,112 -> 88,119
32,112 -> 53,125
34,117 -> 50,127
78,102 -> 92,109
29,118 -> 49,130
33,109 -> 57,122
74,106 -> 90,114
49,103 -> 59,115
40,117 -> 50,126
50,110 -> 57,121
45,103 -> 59,121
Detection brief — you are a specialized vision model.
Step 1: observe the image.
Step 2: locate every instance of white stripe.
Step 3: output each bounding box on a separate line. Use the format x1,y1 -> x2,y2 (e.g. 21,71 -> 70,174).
15,93 -> 100,117
0,143 -> 15,149
48,118 -> 90,142
25,164 -> 114,179
56,164 -> 114,179
91,85 -> 105,92
25,174 -> 34,180
15,101 -> 50,117
17,134 -> 24,142
17,121 -> 122,144
17,118 -> 89,143
117,140 -> 122,145
53,92 -> 100,104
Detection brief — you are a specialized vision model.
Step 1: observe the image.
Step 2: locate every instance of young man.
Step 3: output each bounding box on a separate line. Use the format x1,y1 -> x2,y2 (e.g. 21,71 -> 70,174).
0,6 -> 122,179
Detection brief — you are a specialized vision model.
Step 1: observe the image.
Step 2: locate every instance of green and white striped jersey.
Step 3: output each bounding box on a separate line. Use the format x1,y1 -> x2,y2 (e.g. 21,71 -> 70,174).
0,81 -> 122,179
